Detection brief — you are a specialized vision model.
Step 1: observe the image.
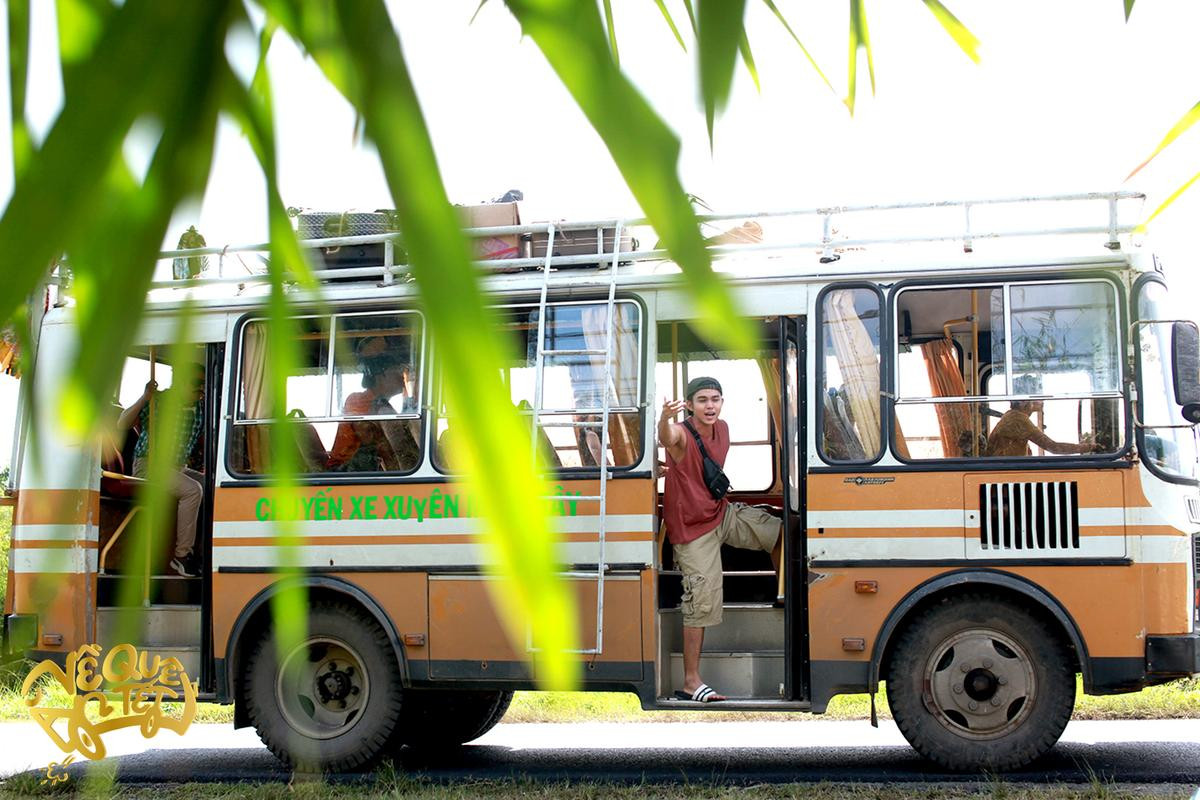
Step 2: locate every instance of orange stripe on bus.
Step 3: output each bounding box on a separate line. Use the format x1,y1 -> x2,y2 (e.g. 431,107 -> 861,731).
10,540 -> 98,549
15,489 -> 100,526
211,479 -> 656,522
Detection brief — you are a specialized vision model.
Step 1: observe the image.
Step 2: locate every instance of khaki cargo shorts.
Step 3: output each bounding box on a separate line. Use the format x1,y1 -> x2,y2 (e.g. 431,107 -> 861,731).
672,502 -> 781,628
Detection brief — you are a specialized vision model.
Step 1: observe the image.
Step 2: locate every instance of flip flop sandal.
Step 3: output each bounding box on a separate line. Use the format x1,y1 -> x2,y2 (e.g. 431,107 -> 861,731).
673,683 -> 724,703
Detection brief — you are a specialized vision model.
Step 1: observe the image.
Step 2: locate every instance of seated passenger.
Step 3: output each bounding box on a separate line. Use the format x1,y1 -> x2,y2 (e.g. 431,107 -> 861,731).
117,363 -> 205,577
985,398 -> 1096,458
326,337 -> 419,472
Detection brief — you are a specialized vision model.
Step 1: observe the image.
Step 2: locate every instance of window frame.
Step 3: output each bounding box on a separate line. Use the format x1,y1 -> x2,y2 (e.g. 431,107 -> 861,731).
431,296 -> 647,476
815,281 -> 888,467
887,273 -> 1130,466
1132,272 -> 1200,487
225,307 -> 428,479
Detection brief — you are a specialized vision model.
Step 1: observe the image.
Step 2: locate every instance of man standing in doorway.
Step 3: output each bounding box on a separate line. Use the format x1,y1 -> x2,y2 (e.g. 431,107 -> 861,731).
659,377 -> 782,703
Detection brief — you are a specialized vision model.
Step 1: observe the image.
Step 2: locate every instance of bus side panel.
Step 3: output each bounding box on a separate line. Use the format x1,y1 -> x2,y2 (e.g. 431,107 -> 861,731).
805,469 -> 1188,703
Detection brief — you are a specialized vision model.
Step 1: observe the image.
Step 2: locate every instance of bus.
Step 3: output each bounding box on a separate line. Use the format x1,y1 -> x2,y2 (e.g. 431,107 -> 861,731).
4,191 -> 1198,773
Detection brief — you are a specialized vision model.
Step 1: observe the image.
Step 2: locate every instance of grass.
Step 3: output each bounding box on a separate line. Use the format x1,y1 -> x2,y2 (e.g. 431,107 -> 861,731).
1,505 -> 1199,725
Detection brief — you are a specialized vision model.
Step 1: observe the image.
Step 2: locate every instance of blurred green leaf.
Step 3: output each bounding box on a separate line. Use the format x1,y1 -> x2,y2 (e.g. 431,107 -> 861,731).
739,31 -> 760,93
1126,100 -> 1200,180
506,0 -> 753,355
760,0 -> 833,94
653,0 -> 687,51
0,1 -> 236,409
55,0 -> 111,69
271,0 -> 579,689
697,0 -> 746,145
682,0 -> 698,36
1139,169 -> 1200,229
7,1 -> 31,178
1124,0 -> 1136,21
920,0 -> 979,64
603,0 -> 618,65
846,0 -> 875,114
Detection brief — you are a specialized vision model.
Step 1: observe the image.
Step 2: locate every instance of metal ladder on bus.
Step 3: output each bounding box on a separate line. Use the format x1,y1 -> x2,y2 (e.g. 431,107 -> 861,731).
530,221 -> 624,656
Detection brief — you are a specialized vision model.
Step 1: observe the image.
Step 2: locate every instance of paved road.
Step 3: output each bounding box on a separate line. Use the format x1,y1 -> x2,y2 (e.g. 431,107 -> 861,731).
4,719 -> 1200,786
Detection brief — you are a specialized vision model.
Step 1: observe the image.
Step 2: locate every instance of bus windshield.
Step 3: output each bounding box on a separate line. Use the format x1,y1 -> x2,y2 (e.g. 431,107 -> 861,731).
1136,278 -> 1200,481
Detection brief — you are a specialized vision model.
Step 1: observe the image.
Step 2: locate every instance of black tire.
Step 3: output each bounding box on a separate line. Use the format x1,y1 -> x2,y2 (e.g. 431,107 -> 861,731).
243,602 -> 403,772
886,594 -> 1075,772
394,689 -> 514,749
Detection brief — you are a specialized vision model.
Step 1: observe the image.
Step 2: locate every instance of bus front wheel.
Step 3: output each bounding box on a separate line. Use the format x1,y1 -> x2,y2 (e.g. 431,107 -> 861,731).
244,602 -> 403,772
394,689 -> 514,749
886,595 -> 1075,772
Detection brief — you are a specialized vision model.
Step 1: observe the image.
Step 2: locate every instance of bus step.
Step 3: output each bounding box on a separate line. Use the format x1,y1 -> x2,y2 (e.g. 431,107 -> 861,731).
97,575 -> 202,607
97,605 -> 201,648
668,650 -> 784,700
654,697 -> 811,711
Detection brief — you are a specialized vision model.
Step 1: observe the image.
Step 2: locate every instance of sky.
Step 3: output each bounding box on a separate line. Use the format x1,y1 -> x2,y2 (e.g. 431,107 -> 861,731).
2,1 -> 1200,467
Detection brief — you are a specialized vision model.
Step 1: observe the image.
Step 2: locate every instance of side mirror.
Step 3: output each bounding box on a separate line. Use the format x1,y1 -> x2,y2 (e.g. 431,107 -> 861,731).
1170,321 -> 1200,423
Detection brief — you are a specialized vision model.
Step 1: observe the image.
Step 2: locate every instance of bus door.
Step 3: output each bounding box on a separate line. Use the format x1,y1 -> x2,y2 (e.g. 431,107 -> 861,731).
779,316 -> 809,701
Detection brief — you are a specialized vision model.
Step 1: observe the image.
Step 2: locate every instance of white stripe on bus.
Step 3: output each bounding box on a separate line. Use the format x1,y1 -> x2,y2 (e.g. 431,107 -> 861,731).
211,540 -> 655,569
807,507 -> 1128,530
11,548 -> 97,574
12,524 -> 97,542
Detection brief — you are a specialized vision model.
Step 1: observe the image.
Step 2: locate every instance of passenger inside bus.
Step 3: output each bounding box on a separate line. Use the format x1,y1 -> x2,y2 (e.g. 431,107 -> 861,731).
326,335 -> 420,472
985,377 -> 1099,457
115,361 -> 205,577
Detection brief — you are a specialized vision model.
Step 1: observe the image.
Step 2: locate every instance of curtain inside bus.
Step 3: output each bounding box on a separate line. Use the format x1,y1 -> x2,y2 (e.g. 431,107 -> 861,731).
921,339 -> 972,457
240,324 -> 270,472
824,289 -> 882,459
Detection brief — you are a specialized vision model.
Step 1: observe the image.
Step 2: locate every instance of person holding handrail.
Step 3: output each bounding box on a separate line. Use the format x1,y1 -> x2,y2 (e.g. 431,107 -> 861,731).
118,361 -> 205,578
659,377 -> 783,703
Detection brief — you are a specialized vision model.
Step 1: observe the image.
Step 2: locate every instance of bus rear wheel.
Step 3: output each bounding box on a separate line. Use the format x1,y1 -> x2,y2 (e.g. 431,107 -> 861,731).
394,689 -> 514,749
886,595 -> 1075,772
244,602 -> 403,772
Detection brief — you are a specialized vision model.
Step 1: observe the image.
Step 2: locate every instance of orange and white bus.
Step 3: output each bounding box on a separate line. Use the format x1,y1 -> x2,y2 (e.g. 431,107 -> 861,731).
5,191 -> 1199,772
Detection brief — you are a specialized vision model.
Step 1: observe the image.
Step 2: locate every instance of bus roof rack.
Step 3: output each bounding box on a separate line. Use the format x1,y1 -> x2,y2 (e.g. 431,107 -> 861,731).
122,190 -> 1147,293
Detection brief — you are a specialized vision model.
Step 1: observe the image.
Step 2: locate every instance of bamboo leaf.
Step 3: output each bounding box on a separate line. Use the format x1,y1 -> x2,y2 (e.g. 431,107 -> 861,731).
55,0 -> 111,68
653,0 -> 687,51
760,0 -> 834,93
697,0 -> 747,145
1126,100 -> 1200,180
682,0 -> 698,37
603,0 -> 618,65
846,0 -> 874,114
271,0 -> 580,689
1139,170 -> 1200,230
739,31 -> 760,94
505,0 -> 753,355
7,1 -> 32,178
470,0 -> 489,25
920,0 -> 979,64
0,1 -> 236,368
1124,0 -> 1136,21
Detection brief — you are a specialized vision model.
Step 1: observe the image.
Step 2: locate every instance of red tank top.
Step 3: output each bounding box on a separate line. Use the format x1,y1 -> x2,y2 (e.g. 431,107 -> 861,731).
663,418 -> 730,545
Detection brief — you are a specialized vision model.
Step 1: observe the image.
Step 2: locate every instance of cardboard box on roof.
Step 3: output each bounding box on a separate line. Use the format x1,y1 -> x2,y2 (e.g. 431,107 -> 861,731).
457,201 -> 521,260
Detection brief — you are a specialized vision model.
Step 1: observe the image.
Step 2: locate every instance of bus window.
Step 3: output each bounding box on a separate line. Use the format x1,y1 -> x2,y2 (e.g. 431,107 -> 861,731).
229,312 -> 425,476
893,281 -> 1123,460
818,287 -> 883,464
433,300 -> 642,472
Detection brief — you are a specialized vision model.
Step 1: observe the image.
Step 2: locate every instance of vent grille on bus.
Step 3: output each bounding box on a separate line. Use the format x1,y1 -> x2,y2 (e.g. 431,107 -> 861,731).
1187,496 -> 1200,526
979,482 -> 1080,551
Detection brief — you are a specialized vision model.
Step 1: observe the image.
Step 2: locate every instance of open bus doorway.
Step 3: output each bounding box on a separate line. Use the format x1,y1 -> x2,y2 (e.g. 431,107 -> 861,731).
655,318 -> 807,704
96,343 -> 222,691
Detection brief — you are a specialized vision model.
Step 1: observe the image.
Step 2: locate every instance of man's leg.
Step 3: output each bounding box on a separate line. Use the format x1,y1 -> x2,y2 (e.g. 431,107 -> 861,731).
173,469 -> 203,559
673,531 -> 725,699
682,625 -> 708,695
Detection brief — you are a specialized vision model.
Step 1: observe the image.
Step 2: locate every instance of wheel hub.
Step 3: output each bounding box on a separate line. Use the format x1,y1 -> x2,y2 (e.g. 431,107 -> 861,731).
924,627 -> 1036,740
277,639 -> 371,740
